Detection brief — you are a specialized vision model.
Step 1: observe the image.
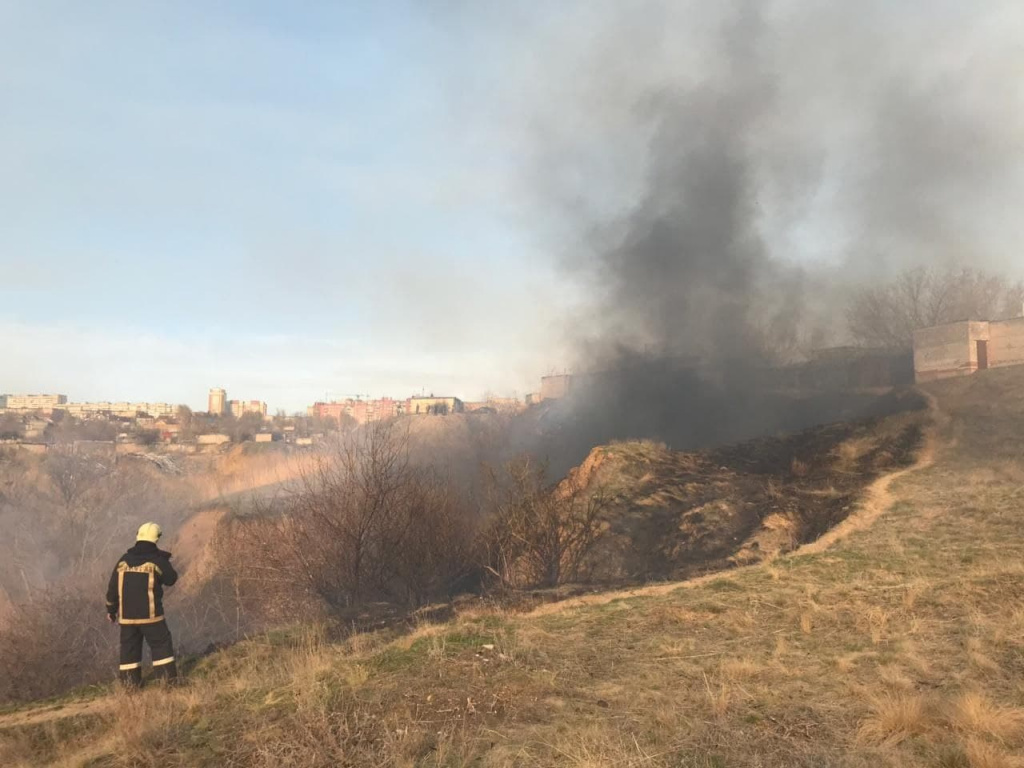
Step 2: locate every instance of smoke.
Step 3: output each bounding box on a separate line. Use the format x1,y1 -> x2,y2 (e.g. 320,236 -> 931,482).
476,0 -> 1024,465
527,1 -> 1024,359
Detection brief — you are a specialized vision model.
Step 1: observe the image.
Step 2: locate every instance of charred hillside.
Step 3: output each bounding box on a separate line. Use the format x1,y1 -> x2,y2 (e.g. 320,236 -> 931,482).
563,397 -> 927,583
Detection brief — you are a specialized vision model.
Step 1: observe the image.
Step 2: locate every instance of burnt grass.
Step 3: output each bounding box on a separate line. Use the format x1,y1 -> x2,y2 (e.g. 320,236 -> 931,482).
577,398 -> 927,584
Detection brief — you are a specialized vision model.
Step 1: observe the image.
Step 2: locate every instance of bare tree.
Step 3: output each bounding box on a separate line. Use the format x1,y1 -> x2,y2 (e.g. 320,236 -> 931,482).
482,456 -> 608,590
44,447 -> 109,522
848,266 -> 1024,349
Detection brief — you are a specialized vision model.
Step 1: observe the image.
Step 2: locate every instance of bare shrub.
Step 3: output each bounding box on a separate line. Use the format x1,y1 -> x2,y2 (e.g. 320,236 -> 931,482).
0,588 -> 110,704
390,469 -> 480,606
222,421 -> 480,626
481,455 -> 608,590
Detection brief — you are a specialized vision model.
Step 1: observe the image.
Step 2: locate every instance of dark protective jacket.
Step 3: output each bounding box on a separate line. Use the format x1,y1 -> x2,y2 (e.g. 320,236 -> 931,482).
105,541 -> 178,624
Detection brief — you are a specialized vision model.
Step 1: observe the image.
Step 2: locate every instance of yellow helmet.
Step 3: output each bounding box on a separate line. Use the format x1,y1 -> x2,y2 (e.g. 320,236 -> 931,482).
136,522 -> 162,543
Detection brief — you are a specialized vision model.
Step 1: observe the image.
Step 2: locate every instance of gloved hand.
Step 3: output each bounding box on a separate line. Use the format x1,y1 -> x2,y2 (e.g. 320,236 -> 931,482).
106,613 -> 118,624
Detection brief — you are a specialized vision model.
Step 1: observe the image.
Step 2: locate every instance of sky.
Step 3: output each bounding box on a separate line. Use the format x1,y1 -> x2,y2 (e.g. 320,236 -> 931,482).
0,2 -> 576,412
3,2 -> 1023,413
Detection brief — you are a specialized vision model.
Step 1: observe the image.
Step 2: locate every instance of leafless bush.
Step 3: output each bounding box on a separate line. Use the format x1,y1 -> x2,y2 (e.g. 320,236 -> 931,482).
222,421 -> 480,626
0,587 -> 111,704
848,265 -> 1024,349
481,456 -> 609,590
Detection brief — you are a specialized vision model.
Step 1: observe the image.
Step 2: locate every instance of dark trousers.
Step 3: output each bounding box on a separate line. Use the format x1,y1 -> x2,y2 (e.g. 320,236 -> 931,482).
119,619 -> 177,686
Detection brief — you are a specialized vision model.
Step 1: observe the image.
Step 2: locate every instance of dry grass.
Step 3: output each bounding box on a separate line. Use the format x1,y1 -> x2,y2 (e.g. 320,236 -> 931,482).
950,693 -> 1024,743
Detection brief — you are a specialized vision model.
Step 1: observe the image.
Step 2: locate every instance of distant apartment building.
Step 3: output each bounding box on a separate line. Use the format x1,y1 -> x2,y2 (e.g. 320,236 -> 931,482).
308,397 -> 404,426
407,395 -> 464,415
229,399 -> 268,418
208,388 -> 227,416
0,394 -> 68,410
57,401 -> 179,418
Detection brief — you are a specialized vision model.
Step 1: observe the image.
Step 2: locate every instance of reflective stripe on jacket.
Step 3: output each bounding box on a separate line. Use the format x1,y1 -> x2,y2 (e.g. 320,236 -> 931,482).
105,541 -> 178,624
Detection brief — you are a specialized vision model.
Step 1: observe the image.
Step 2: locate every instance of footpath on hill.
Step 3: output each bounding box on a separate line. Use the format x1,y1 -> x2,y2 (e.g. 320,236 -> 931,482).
3,373 -> 1024,768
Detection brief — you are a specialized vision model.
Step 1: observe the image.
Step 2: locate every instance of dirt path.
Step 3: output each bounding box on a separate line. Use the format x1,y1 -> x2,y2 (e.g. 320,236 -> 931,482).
528,392 -> 942,618
0,697 -> 108,731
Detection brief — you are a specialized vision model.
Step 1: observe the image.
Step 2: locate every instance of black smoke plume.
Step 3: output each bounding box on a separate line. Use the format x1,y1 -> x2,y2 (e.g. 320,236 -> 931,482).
502,1 -> 1024,471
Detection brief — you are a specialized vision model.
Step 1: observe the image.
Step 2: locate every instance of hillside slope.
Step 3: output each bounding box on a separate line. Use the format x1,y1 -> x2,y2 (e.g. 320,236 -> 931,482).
565,401 -> 925,583
4,373 -> 1024,767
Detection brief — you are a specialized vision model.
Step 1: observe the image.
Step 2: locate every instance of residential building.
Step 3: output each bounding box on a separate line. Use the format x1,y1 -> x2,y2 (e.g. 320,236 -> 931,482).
56,402 -> 179,418
308,397 -> 403,426
229,399 -> 268,418
208,388 -> 226,416
0,394 -> 68,410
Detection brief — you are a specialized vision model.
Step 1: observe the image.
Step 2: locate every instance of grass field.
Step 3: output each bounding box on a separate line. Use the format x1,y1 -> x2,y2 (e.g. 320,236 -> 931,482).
3,369 -> 1024,767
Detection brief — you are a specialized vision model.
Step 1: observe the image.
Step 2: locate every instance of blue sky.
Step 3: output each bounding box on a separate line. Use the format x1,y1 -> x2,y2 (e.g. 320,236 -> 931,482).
0,2 -> 574,411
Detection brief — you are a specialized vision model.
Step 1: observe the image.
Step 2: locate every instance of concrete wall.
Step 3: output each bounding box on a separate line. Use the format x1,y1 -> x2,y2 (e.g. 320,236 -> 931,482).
989,317 -> 1024,369
540,375 -> 573,400
913,321 -> 987,382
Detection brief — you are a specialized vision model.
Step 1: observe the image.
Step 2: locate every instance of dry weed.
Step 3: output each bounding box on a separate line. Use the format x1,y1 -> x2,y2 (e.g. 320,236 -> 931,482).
702,673 -> 730,717
951,692 -> 1024,743
800,612 -> 813,635
866,606 -> 890,645
964,737 -> 1024,768
836,651 -> 878,673
857,692 -> 931,745
721,658 -> 762,680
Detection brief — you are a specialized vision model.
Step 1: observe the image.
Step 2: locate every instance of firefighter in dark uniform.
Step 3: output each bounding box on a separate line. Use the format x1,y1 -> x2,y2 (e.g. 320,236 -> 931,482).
105,522 -> 179,686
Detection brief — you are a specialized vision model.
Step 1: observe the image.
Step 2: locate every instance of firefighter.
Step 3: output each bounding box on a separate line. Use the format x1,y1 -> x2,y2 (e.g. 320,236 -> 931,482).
105,522 -> 179,687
